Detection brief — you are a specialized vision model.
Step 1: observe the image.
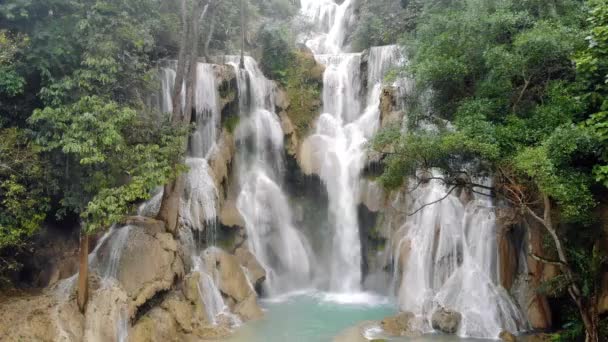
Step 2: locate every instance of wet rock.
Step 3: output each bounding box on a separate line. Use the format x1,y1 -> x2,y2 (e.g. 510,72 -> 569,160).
97,221 -> 185,318
380,312 -> 421,337
379,86 -> 404,129
208,130 -> 236,190
220,198 -> 246,229
234,247 -> 266,289
234,293 -> 264,320
204,248 -> 263,321
359,179 -> 385,212
500,331 -> 517,342
84,284 -> 129,342
129,307 -> 178,342
431,307 -> 462,334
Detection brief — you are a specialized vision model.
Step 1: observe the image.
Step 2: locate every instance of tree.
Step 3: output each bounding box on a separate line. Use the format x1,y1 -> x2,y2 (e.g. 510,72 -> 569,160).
373,1 -> 605,340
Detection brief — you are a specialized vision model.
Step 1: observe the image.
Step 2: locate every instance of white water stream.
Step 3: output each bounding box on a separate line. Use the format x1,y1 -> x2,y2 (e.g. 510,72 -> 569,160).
226,56 -> 315,296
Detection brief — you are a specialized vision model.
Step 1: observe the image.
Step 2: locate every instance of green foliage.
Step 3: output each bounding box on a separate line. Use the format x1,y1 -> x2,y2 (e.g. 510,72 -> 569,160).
259,24 -> 294,84
0,128 -> 50,283
223,115 -> 240,134
284,51 -> 324,137
29,96 -> 188,233
576,0 -> 608,187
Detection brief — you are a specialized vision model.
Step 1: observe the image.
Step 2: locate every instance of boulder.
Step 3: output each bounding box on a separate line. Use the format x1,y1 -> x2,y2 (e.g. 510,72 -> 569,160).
220,198 -> 245,229
234,247 -> 266,289
431,308 -> 462,334
84,284 -> 129,342
96,221 -> 185,317
500,331 -> 517,342
379,86 -> 404,129
203,248 -> 263,321
129,307 -> 178,342
380,312 -> 421,337
234,293 -> 264,320
208,130 -> 236,190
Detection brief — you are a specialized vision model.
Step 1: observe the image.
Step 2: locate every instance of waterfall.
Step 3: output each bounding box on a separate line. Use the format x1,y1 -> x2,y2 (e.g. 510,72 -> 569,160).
192,63 -> 221,159
301,0 -> 357,54
301,0 -> 404,292
180,157 -> 219,236
227,56 -> 315,295
393,174 -> 527,338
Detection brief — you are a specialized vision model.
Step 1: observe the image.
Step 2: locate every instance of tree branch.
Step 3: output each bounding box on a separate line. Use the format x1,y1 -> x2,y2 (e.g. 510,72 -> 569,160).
407,186 -> 458,216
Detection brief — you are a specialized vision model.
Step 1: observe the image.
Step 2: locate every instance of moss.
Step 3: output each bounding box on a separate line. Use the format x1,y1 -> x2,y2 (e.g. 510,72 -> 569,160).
223,115 -> 240,134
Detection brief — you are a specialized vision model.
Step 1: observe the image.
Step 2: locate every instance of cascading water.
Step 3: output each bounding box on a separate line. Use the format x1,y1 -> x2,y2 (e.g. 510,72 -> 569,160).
191,63 -> 221,158
300,0 -> 404,293
392,174 -> 527,338
226,56 -> 315,295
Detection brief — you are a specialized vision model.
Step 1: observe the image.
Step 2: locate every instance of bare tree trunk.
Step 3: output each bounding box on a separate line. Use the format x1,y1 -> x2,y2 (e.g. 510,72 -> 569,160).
77,233 -> 89,313
240,0 -> 245,68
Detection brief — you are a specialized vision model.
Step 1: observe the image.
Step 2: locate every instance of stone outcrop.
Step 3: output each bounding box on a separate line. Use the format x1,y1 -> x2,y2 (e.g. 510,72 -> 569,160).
204,248 -> 264,321
234,247 -> 266,290
379,86 -> 405,129
96,218 -> 185,318
380,312 -> 421,337
431,307 -> 462,334
84,283 -> 129,342
500,331 -> 517,342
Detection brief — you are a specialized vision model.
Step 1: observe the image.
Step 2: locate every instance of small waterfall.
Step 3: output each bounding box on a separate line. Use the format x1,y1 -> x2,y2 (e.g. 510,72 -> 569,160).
302,41 -> 405,292
101,225 -> 132,281
227,56 -> 315,295
180,157 -> 219,238
393,175 -> 527,338
301,0 -> 357,54
180,228 -> 232,325
192,63 -> 221,158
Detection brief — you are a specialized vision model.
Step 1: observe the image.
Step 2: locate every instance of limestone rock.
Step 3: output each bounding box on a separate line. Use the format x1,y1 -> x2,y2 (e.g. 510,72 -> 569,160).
234,293 -> 264,320
500,331 -> 517,342
235,247 -> 266,289
279,110 -> 299,157
275,88 -> 290,112
380,312 -> 420,337
208,131 -> 236,190
129,307 -> 178,342
379,86 -> 404,129
359,179 -> 385,212
220,198 -> 245,229
204,248 -> 264,321
84,284 -> 129,342
96,221 -> 185,318
431,308 -> 462,334
206,249 -> 251,302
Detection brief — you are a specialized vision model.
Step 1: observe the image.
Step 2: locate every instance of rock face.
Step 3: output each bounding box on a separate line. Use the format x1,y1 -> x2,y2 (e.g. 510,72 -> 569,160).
379,86 -> 405,129
500,330 -> 517,342
431,308 -> 462,334
234,247 -> 266,290
380,312 -> 421,337
84,284 -> 129,342
97,218 -> 185,318
204,248 -> 264,321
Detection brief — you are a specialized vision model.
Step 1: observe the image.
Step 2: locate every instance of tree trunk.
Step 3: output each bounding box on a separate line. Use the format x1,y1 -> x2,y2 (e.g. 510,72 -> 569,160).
526,195 -> 600,341
240,0 -> 245,68
157,0 -> 210,233
77,233 -> 89,313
